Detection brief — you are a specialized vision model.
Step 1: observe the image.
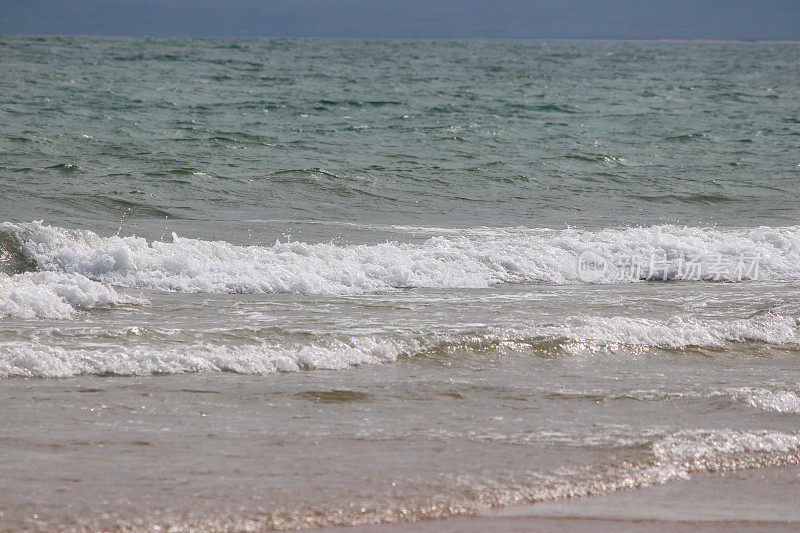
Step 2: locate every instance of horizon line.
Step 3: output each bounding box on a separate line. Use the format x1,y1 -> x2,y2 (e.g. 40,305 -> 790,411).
2,34 -> 799,44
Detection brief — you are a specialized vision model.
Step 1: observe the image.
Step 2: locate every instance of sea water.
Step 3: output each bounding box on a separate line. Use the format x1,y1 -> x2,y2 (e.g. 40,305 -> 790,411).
0,37 -> 798,530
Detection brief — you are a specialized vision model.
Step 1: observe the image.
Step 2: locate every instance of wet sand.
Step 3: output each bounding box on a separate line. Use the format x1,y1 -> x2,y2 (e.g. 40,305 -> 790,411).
328,465 -> 800,532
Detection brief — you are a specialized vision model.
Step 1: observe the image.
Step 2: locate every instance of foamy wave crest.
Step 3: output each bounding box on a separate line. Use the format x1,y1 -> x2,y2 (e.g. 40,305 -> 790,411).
0,337 -> 410,378
3,314 -> 797,378
448,429 -> 800,509
1,221 -> 798,294
147,429 -> 800,530
541,314 -> 800,349
0,272 -> 136,319
731,387 -> 800,414
652,429 -> 800,471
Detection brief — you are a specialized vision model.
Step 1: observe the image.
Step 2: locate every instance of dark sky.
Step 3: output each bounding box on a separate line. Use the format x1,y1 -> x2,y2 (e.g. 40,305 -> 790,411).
1,0 -> 799,40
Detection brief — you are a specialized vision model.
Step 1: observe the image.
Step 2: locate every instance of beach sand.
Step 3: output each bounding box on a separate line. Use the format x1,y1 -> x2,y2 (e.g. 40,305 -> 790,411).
326,465 -> 799,532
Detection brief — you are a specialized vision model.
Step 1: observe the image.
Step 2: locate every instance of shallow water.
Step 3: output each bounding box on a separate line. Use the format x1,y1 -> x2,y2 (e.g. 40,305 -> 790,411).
0,37 -> 798,530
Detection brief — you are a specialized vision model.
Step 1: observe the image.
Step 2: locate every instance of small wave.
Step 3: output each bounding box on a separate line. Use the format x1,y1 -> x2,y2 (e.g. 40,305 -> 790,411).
0,271 -> 138,320
731,387 -> 800,414
539,314 -> 800,349
633,193 -> 741,205
317,99 -> 402,107
49,195 -> 178,220
530,103 -> 580,113
118,428 -> 800,531
46,162 -> 81,172
1,221 -> 798,295
651,429 -> 800,472
2,315 -> 796,378
0,336 -> 404,378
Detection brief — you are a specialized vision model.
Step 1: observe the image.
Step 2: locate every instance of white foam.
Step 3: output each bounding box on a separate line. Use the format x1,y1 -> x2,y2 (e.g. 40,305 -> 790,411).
2,313 -> 797,378
0,271 -> 136,319
540,314 -> 800,349
2,221 -> 798,295
72,428 -> 800,530
551,429 -> 800,501
732,387 -> 800,414
349,427 -> 800,527
508,429 -> 800,505
653,429 -> 800,470
0,336 -> 411,378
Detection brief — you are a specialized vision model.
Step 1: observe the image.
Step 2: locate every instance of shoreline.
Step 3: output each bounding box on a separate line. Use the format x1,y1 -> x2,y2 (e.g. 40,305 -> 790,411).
324,465 -> 800,532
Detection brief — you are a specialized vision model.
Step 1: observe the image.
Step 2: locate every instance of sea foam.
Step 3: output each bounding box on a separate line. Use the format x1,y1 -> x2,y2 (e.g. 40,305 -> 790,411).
2,221 -> 798,295
0,336 -> 407,378
732,387 -> 800,414
1,314 -> 796,378
0,271 -> 136,319
540,314 -> 800,349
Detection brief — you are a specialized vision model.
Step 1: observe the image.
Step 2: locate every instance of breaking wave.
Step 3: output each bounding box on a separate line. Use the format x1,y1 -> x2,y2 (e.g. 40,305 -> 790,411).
2,314 -> 797,378
1,221 -> 798,298
732,387 -> 800,414
0,271 -> 139,319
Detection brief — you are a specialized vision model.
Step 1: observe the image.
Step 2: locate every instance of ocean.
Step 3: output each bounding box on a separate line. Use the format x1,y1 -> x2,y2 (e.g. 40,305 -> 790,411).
0,36 -> 798,530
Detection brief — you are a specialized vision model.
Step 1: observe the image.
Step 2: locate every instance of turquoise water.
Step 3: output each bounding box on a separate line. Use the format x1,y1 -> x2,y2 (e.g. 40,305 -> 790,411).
0,37 -> 798,530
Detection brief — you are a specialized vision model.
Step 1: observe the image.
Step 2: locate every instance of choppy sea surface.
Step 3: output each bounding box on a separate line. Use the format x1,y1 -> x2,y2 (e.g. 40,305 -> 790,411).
0,37 -> 798,530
